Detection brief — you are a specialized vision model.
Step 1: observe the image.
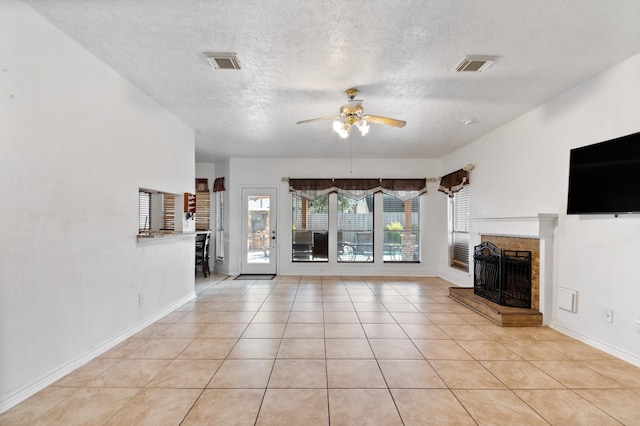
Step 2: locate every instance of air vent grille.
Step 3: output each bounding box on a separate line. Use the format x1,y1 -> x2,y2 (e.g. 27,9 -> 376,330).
205,52 -> 241,70
455,56 -> 496,72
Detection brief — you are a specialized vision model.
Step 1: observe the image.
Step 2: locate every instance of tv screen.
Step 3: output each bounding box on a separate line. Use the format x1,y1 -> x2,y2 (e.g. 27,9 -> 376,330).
567,130 -> 640,215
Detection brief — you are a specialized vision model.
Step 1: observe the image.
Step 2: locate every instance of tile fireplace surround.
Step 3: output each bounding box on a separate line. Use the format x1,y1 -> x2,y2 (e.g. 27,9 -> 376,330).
470,214 -> 558,324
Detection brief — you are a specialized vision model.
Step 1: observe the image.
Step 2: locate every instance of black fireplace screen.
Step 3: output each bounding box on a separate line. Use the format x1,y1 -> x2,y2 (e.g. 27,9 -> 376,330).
473,241 -> 532,309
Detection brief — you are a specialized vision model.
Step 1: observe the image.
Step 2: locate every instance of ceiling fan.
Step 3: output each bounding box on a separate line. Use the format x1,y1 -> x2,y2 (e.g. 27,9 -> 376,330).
296,88 -> 406,138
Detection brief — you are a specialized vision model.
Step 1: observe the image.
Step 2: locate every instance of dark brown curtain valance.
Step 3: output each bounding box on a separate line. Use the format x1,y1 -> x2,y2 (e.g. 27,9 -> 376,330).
289,178 -> 427,201
288,178 -> 334,191
380,178 -> 426,192
332,178 -> 381,191
213,177 -> 225,192
438,169 -> 469,197
380,178 -> 427,201
195,178 -> 209,192
333,178 -> 382,200
288,179 -> 335,200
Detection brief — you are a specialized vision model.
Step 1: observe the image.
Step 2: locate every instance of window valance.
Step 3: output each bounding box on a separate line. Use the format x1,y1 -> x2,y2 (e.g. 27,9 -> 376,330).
289,178 -> 427,201
213,177 -> 225,192
438,169 -> 469,197
288,178 -> 334,200
380,178 -> 428,201
333,178 -> 382,200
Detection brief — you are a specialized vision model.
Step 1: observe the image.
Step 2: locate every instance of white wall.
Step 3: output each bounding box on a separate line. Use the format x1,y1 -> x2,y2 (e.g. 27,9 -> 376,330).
441,53 -> 640,364
223,157 -> 445,277
0,1 -> 196,410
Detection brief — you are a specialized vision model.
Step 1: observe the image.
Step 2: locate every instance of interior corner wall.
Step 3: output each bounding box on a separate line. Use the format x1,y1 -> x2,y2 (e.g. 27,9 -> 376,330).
224,157 -> 444,277
0,1 -> 196,410
441,53 -> 640,365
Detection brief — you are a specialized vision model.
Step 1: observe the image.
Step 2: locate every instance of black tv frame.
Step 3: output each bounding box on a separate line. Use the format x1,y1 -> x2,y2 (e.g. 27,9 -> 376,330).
567,130 -> 640,215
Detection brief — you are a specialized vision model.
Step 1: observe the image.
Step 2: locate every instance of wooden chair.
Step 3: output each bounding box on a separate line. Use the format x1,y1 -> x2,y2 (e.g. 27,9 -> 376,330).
195,232 -> 211,276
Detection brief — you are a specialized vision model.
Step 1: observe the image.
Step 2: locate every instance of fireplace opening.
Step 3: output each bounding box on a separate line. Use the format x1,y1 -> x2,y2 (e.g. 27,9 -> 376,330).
473,241 -> 532,309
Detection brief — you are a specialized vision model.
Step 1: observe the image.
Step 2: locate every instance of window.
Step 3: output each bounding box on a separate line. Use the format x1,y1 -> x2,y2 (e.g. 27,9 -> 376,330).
163,194 -> 175,230
139,191 -> 151,232
215,191 -> 224,260
288,178 -> 426,265
196,191 -> 210,231
383,194 -> 419,262
338,194 -> 373,262
448,185 -> 470,271
291,194 -> 328,262
139,189 -> 178,234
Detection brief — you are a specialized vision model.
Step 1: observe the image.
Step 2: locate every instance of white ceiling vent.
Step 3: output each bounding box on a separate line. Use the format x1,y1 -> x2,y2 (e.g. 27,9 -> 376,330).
455,56 -> 496,72
205,52 -> 241,70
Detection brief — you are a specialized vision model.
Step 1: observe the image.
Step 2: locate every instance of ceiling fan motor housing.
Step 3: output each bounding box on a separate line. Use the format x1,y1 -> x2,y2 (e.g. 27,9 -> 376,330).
344,88 -> 359,99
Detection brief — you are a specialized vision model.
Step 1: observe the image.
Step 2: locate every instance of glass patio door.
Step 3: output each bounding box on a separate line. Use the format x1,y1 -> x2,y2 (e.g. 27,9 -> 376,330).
241,188 -> 277,275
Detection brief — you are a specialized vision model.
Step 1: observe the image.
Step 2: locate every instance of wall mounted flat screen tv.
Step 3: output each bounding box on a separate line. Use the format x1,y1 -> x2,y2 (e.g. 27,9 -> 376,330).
567,130 -> 640,215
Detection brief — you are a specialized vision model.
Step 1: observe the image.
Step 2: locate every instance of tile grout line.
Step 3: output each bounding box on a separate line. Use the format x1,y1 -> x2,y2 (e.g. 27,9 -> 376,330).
252,275 -> 297,425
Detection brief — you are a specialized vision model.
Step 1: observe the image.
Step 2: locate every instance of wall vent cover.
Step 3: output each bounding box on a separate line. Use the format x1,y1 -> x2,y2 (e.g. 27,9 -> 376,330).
205,52 -> 241,70
455,56 -> 496,72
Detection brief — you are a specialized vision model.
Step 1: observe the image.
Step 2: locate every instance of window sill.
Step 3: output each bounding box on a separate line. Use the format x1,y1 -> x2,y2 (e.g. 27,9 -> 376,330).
450,263 -> 470,273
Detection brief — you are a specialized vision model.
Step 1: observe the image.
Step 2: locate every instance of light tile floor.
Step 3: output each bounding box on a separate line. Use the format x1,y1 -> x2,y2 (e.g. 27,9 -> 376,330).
2,276 -> 640,425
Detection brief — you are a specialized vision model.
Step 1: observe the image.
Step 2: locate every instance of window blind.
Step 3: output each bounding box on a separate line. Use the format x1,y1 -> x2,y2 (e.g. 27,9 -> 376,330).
163,194 -> 175,230
196,191 -> 210,230
139,191 -> 151,232
449,186 -> 470,270
215,191 -> 224,260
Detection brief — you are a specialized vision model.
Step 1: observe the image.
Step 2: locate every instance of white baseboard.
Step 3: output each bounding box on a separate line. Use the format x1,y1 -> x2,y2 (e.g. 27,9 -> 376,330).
549,322 -> 640,368
0,292 -> 196,414
439,267 -> 472,287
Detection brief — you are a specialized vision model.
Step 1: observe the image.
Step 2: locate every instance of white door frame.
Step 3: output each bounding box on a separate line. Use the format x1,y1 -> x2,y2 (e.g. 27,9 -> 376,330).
241,187 -> 277,275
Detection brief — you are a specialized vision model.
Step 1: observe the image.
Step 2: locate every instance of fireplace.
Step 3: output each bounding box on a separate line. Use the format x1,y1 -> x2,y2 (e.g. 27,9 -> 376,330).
447,214 -> 557,326
468,214 -> 558,324
473,241 -> 532,309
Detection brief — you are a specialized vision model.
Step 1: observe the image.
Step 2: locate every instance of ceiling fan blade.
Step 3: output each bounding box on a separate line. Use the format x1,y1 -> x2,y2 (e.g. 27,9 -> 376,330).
364,115 -> 406,128
296,116 -> 341,125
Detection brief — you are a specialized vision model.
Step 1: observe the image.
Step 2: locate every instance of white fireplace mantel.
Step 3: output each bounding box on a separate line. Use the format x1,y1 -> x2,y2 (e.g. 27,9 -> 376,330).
469,213 -> 558,240
469,213 -> 558,325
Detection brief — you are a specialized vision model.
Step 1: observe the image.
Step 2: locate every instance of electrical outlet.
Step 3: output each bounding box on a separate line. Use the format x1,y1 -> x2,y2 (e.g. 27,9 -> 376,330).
138,292 -> 144,306
604,308 -> 614,323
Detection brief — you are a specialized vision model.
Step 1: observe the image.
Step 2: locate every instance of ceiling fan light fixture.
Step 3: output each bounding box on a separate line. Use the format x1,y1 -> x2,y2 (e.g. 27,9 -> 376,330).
333,120 -> 350,138
355,119 -> 369,136
298,87 -> 405,138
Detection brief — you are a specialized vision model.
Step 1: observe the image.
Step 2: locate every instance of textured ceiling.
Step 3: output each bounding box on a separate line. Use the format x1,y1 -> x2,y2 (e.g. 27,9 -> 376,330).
24,0 -> 640,162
